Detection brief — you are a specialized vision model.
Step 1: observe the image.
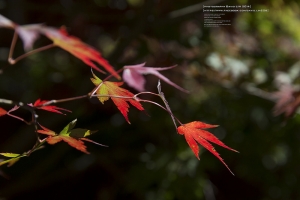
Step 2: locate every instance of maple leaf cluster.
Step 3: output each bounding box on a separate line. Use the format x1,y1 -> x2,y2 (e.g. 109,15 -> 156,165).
0,14 -> 239,174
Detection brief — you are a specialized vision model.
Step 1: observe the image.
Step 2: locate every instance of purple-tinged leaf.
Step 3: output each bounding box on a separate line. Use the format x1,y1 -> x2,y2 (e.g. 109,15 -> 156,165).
123,63 -> 189,93
15,24 -> 43,51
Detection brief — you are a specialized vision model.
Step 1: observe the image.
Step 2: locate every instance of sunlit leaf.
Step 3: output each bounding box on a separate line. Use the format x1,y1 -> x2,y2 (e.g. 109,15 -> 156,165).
177,121 -> 238,175
91,72 -> 144,123
59,119 -> 77,135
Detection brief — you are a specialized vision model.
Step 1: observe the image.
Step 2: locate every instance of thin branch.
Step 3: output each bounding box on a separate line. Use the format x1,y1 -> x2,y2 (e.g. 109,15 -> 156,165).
8,44 -> 55,65
89,68 -> 125,97
38,95 -> 89,107
8,30 -> 18,63
6,113 -> 31,125
27,138 -> 47,155
103,68 -> 124,82
157,80 -> 180,129
89,82 -> 103,98
134,91 -> 161,98
91,94 -> 134,100
138,99 -> 183,125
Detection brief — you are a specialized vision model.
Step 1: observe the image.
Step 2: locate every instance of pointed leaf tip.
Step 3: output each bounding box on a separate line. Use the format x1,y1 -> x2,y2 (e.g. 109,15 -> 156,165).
178,121 -> 237,175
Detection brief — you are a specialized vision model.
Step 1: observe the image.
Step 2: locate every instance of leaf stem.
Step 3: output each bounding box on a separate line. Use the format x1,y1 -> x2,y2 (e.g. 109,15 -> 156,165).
137,99 -> 183,125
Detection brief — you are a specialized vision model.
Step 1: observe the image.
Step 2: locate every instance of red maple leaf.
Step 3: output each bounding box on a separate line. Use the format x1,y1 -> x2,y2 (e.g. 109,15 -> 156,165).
0,107 -> 7,117
40,26 -> 120,79
177,121 -> 238,175
32,99 -> 71,115
91,72 -> 144,123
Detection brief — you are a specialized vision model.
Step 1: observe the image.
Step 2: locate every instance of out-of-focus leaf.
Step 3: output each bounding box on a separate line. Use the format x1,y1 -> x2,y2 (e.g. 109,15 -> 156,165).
273,84 -> 300,118
0,153 -> 24,167
15,24 -> 43,51
123,63 -> 188,92
0,14 -> 15,29
40,26 -> 120,79
0,107 -> 7,116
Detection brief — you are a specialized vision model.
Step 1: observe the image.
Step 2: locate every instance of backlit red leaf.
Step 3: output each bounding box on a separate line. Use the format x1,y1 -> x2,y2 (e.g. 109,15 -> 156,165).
91,72 -> 144,123
177,121 -> 238,175
40,26 -> 120,79
33,99 -> 71,115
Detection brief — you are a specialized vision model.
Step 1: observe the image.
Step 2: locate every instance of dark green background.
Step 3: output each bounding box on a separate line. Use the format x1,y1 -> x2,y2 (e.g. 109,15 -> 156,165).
1,0 -> 300,199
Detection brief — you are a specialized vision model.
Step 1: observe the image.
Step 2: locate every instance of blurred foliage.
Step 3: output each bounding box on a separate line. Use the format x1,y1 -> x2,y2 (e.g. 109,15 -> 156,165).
1,0 -> 300,199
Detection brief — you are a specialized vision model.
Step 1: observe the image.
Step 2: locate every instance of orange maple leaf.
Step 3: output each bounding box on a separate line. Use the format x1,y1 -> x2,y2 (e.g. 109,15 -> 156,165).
177,121 -> 238,175
32,99 -> 71,115
40,26 -> 120,79
91,72 -> 144,124
37,119 -> 103,154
